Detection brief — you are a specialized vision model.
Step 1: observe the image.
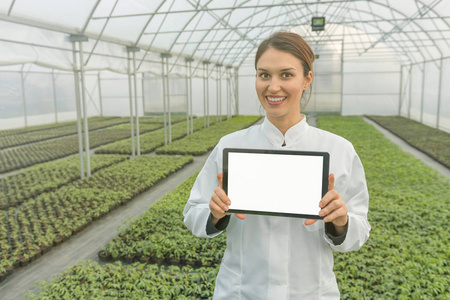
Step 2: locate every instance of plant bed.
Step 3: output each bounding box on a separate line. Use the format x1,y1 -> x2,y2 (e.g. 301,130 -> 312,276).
155,116 -> 261,156
0,154 -> 126,209
100,172 -> 226,268
95,116 -> 216,155
366,115 -> 450,168
0,155 -> 193,280
0,122 -> 163,174
317,116 -> 449,299
25,261 -> 218,299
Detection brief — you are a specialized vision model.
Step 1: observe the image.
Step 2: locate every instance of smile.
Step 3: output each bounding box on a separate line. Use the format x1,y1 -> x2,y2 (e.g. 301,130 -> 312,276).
266,96 -> 286,103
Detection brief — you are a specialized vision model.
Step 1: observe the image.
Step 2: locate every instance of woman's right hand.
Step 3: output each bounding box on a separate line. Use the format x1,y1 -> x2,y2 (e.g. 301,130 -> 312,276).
210,173 -> 245,225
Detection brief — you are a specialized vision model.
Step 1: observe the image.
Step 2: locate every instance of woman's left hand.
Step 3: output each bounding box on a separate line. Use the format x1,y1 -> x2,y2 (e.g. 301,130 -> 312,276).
305,174 -> 348,233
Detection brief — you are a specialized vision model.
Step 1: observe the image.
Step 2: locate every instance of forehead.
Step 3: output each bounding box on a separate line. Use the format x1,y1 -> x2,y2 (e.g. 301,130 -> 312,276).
256,48 -> 303,70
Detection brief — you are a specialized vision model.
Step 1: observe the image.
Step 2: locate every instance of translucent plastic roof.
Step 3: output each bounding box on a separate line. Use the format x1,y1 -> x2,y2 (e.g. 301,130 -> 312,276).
1,0 -> 449,69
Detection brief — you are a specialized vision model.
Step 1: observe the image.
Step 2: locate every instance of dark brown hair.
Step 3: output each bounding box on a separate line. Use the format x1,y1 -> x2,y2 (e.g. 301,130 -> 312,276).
255,32 -> 315,105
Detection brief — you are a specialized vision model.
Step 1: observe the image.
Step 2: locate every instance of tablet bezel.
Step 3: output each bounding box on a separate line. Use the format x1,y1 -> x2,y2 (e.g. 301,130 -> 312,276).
223,148 -> 329,219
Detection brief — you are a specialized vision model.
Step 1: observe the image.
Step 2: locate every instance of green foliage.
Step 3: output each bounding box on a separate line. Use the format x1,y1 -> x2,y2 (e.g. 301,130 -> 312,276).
0,155 -> 193,280
25,261 -> 218,299
102,172 -> 226,267
0,120 -> 165,174
155,116 -> 261,155
0,154 -> 126,209
367,115 -> 450,168
317,116 -> 450,299
95,116 -> 220,155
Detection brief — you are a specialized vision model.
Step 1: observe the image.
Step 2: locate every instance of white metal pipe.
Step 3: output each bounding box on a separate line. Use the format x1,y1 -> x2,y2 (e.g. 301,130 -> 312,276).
206,63 -> 210,127
98,72 -> 103,117
189,61 -> 194,134
234,67 -> 239,116
20,65 -> 27,127
133,52 -> 141,155
408,66 -> 412,119
436,58 -> 443,129
398,65 -> 403,115
72,43 -> 85,180
420,62 -> 426,123
78,41 -> 91,177
166,57 -> 172,143
216,66 -> 219,122
52,69 -> 58,123
185,61 -> 190,136
203,64 -> 207,128
127,51 -> 136,157
161,58 -> 167,145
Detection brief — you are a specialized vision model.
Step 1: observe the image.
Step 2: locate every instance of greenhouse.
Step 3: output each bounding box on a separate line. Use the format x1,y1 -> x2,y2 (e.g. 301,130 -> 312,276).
0,0 -> 449,299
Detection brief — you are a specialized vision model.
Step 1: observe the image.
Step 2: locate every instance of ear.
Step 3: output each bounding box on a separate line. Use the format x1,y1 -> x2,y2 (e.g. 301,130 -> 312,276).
304,71 -> 313,90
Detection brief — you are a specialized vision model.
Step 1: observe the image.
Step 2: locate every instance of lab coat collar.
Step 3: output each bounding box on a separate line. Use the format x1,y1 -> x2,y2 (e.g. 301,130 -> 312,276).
262,115 -> 309,147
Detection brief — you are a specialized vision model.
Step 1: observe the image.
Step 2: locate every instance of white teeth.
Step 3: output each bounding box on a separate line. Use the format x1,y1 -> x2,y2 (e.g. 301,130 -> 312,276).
266,96 -> 286,102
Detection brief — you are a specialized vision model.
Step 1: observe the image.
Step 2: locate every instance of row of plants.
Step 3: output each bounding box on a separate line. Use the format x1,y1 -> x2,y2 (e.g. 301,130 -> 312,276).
0,116 -> 116,138
0,122 -> 162,174
0,154 -> 127,209
0,155 -> 193,283
367,115 -> 450,168
25,261 -> 218,299
95,116 -> 220,155
156,116 -> 261,155
98,172 -> 226,267
0,117 -> 130,149
317,116 -> 449,299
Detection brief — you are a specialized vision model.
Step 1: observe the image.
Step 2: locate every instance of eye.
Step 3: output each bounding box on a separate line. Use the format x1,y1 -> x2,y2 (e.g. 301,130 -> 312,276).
258,72 -> 270,79
281,72 -> 293,78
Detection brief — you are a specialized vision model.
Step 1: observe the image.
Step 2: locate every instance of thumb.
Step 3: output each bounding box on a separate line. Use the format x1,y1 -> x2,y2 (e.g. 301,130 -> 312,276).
304,219 -> 317,226
328,173 -> 335,191
217,173 -> 223,189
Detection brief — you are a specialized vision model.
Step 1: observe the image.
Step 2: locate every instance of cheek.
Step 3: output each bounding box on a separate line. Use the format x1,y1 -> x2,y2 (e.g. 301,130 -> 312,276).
255,80 -> 266,94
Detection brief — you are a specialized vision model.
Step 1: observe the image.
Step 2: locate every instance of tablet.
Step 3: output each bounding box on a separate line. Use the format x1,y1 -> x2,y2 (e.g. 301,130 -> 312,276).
223,148 -> 329,219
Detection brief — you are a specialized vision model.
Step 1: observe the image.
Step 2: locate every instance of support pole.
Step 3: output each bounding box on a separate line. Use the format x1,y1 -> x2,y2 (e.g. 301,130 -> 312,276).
98,72 -> 103,117
142,73 -> 146,118
234,67 -> 239,116
420,62 -> 426,123
408,65 -> 413,119
436,57 -> 443,129
78,41 -> 91,177
216,64 -> 222,122
127,51 -> 135,157
218,65 -> 222,122
185,58 -> 194,135
52,69 -> 58,123
20,65 -> 28,127
161,53 -> 172,144
132,50 -> 141,155
226,66 -> 232,119
398,65 -> 403,116
203,60 -> 210,127
71,42 -> 85,179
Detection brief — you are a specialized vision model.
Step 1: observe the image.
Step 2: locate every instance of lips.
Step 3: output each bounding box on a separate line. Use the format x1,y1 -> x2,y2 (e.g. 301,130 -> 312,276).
265,96 -> 287,105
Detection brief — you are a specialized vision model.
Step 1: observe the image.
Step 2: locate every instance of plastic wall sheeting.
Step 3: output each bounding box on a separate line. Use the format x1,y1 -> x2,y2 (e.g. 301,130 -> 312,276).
342,58 -> 401,116
400,58 -> 450,133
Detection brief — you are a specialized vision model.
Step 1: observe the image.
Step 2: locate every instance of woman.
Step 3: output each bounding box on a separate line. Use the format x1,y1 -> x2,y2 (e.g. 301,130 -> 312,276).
183,32 -> 370,299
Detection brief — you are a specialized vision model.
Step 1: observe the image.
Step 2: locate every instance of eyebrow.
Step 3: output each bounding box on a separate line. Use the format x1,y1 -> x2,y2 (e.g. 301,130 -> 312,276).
257,67 -> 296,72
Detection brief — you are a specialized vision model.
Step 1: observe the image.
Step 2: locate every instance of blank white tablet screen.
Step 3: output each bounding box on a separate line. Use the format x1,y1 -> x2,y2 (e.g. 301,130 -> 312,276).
227,152 -> 324,216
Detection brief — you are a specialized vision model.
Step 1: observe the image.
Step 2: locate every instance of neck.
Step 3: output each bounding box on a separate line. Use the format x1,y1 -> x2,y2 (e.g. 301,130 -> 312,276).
267,114 -> 303,135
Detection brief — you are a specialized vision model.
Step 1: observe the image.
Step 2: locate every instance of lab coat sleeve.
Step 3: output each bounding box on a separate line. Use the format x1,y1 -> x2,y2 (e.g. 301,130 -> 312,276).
324,149 -> 371,252
183,145 -> 224,238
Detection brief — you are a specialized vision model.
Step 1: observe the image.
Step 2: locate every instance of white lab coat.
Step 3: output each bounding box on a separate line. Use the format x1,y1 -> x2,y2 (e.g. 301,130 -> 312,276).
183,116 -> 370,299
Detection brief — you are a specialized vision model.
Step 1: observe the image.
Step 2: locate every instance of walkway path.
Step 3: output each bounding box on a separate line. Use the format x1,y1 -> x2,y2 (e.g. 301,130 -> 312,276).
363,117 -> 450,179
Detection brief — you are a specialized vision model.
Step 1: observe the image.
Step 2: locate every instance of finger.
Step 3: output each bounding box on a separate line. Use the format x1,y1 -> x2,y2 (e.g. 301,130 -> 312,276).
214,187 -> 231,206
211,193 -> 229,212
319,189 -> 339,208
323,207 -> 347,224
209,201 -> 226,217
304,219 -> 317,225
217,173 -> 223,189
319,197 -> 342,217
235,213 -> 246,220
328,173 -> 335,191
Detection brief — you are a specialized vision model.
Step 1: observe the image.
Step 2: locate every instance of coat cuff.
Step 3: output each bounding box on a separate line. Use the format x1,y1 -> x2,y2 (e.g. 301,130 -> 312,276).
325,219 -> 349,246
206,213 -> 230,235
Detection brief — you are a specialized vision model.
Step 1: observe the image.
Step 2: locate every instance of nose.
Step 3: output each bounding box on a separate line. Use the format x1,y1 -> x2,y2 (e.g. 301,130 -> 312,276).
267,77 -> 281,93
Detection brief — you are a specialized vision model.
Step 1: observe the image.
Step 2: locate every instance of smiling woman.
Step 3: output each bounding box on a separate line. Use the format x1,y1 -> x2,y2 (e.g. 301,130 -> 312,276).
184,32 -> 371,300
